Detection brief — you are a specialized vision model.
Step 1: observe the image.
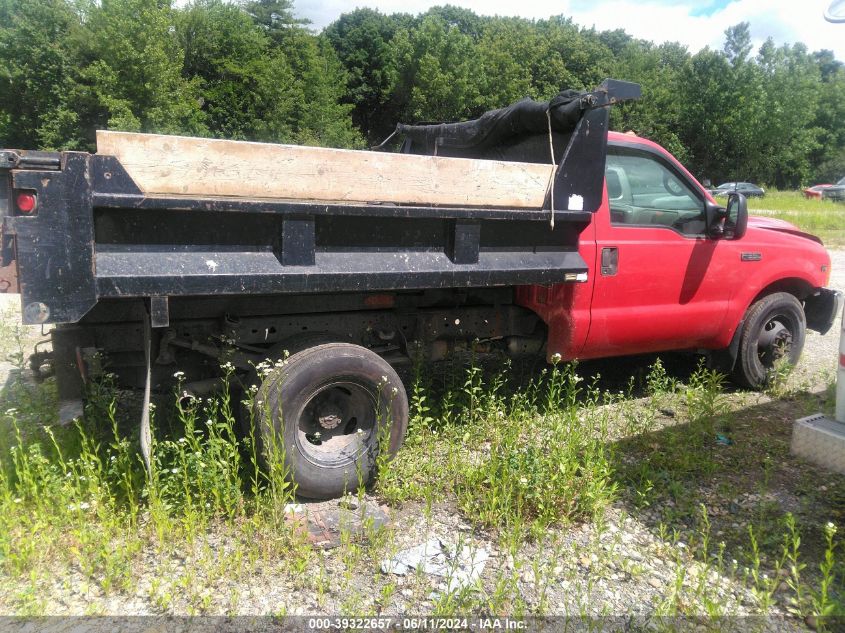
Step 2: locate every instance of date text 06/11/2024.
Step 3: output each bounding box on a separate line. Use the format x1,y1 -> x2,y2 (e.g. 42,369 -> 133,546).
306,617 -> 527,630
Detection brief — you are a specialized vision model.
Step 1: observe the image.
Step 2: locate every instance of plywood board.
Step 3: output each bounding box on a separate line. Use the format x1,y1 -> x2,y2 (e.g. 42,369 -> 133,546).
96,131 -> 554,208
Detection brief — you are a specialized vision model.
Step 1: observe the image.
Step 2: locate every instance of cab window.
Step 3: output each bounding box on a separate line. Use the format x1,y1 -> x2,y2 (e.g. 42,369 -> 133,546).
606,146 -> 705,236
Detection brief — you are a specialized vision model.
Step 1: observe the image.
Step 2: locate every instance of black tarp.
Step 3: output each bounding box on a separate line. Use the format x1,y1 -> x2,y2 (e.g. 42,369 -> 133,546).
396,89 -> 585,163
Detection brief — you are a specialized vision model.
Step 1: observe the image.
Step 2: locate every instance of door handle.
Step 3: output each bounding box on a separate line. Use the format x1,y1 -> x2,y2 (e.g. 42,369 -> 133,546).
601,247 -> 618,276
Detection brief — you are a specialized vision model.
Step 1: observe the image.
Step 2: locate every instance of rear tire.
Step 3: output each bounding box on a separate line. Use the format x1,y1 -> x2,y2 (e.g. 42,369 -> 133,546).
254,343 -> 408,499
732,292 -> 806,390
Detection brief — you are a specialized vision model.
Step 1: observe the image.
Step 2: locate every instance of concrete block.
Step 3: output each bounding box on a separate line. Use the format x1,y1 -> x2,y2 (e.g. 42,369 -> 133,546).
792,413 -> 845,475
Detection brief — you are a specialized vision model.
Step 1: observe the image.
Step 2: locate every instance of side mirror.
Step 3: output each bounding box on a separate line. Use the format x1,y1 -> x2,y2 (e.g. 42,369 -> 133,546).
724,192 -> 748,240
704,192 -> 747,240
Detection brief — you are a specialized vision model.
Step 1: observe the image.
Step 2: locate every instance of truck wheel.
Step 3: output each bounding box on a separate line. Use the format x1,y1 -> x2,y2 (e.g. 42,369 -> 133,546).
732,292 -> 806,390
254,343 -> 408,499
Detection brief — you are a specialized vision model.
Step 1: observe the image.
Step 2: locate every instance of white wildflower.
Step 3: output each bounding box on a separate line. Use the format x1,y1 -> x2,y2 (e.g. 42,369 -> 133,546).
171,468 -> 179,474
550,352 -> 562,363
173,371 -> 185,379
13,498 -> 22,504
79,502 -> 90,510
220,361 -> 234,371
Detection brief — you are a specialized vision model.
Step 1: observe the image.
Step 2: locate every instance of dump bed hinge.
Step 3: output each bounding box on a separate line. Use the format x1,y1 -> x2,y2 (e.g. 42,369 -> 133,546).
0,150 -> 61,171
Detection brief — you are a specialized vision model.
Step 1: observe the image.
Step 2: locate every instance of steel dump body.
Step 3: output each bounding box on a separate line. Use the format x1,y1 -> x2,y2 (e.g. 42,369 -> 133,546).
1,80 -> 640,327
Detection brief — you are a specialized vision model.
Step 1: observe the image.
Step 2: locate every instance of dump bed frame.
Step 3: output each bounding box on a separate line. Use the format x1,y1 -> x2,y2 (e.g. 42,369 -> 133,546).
0,79 -> 640,327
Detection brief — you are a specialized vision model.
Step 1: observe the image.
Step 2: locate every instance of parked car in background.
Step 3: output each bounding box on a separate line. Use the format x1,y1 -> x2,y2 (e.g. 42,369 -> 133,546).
711,182 -> 766,198
822,176 -> 845,202
803,184 -> 834,199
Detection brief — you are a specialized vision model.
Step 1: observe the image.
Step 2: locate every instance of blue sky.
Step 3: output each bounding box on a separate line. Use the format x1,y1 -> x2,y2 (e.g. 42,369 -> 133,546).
689,0 -> 736,17
293,0 -> 845,61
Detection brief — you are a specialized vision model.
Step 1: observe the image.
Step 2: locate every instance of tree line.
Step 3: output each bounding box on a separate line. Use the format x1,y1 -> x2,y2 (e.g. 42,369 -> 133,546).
2,0 -> 844,188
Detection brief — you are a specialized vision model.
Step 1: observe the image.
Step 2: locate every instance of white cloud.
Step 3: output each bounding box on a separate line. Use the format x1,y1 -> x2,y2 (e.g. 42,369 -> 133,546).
295,0 -> 845,61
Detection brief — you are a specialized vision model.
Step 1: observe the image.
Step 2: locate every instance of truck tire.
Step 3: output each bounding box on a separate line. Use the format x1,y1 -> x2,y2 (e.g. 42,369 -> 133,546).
732,292 -> 806,390
254,342 -> 408,499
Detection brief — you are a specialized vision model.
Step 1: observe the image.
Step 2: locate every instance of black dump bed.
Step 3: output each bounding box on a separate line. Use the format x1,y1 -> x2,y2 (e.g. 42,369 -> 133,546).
0,79 -> 639,326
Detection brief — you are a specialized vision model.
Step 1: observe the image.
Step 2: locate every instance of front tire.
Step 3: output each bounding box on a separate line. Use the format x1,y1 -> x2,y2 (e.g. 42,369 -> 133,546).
732,292 -> 806,390
254,343 -> 408,499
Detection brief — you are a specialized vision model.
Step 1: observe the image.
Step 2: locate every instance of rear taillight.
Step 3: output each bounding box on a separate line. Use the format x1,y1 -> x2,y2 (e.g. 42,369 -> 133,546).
15,190 -> 37,214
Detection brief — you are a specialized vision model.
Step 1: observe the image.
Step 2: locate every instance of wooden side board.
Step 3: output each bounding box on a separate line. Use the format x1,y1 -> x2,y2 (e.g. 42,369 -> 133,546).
96,131 -> 554,208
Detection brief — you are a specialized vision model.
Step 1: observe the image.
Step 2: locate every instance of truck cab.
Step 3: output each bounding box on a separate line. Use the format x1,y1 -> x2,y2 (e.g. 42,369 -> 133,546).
519,131 -> 839,389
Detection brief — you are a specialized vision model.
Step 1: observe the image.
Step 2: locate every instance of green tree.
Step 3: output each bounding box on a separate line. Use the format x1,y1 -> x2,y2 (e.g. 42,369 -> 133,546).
278,29 -> 364,147
753,40 -> 822,187
178,0 -> 360,147
723,22 -> 752,66
811,51 -> 845,182
0,0 -> 82,148
475,19 -> 536,108
70,0 -> 206,148
324,8 -> 403,141
536,17 -> 614,92
611,40 -> 690,162
390,13 -> 485,122
676,47 -> 737,182
242,0 -> 298,31
178,0 -> 295,141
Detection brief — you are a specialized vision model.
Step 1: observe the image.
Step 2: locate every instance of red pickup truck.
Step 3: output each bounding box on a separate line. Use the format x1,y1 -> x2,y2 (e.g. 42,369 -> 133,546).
522,132 -> 840,390
1,80 -> 840,497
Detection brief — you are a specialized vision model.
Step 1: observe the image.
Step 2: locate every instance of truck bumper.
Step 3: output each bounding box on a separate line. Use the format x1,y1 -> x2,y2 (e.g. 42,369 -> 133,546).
805,288 -> 843,335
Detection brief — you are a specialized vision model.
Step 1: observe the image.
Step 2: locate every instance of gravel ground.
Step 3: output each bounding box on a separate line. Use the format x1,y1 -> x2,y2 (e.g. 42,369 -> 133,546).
1,249 -> 844,622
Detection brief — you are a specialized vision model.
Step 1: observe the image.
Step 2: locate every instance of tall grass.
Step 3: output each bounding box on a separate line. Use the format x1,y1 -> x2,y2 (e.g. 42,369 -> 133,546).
0,369 -> 305,612
377,358 -> 618,539
0,351 -> 842,619
747,191 -> 845,245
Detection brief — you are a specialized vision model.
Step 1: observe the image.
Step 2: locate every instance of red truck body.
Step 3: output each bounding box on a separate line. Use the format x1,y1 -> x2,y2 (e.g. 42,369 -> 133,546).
519,132 -> 833,364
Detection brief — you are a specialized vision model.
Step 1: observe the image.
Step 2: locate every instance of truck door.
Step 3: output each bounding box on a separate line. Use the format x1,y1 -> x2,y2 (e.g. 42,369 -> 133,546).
583,144 -> 734,358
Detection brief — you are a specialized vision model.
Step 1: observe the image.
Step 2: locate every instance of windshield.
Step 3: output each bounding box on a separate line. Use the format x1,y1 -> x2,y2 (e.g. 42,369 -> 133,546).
838,176 -> 845,186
